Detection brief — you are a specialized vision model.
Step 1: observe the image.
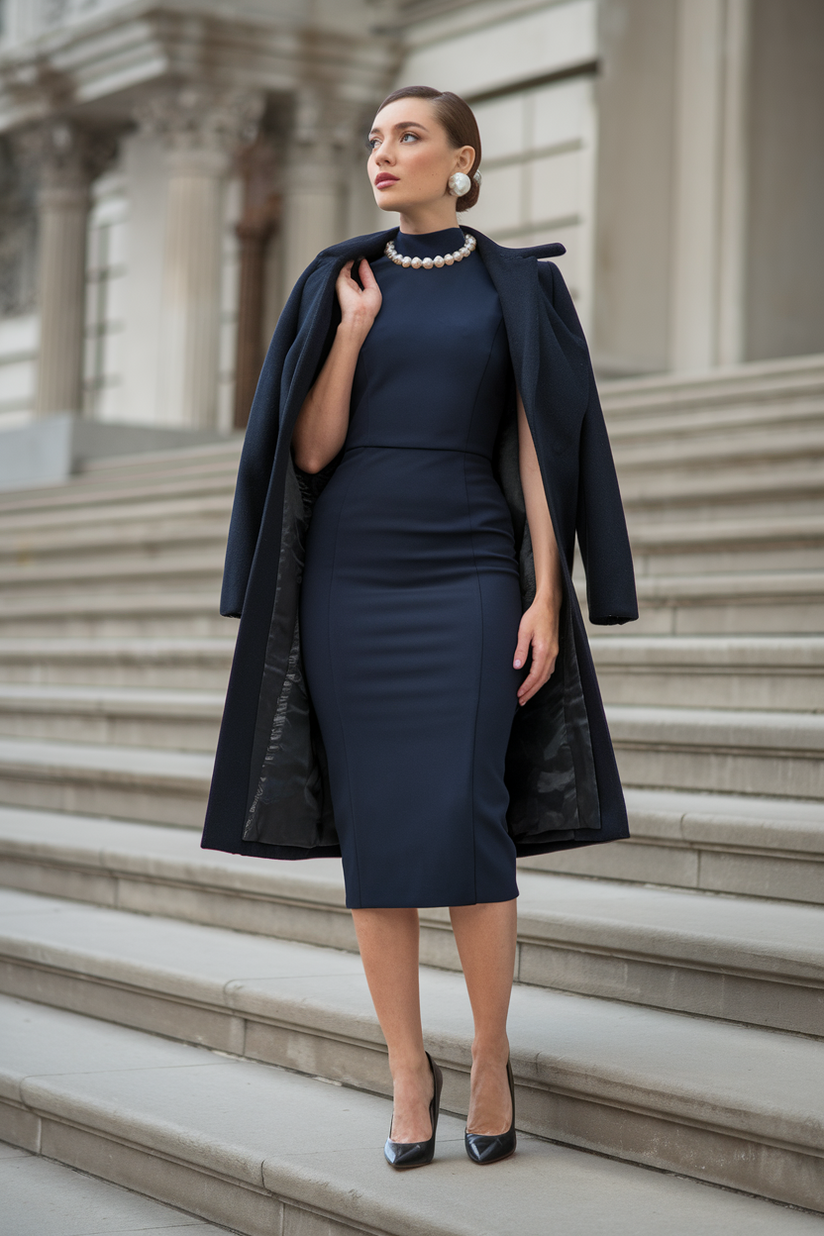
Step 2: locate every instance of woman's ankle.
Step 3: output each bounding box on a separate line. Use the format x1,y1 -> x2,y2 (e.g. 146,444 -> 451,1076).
471,1036 -> 509,1067
389,1049 -> 432,1087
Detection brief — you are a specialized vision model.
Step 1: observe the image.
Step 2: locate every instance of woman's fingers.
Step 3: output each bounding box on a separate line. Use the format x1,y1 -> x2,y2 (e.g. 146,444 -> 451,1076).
518,654 -> 548,702
517,658 -> 556,704
512,629 -> 531,670
358,257 -> 378,288
515,629 -> 559,706
337,258 -> 381,319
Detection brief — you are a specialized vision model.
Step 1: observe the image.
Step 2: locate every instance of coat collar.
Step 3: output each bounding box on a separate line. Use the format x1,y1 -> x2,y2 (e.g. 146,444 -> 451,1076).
314,226 -> 569,423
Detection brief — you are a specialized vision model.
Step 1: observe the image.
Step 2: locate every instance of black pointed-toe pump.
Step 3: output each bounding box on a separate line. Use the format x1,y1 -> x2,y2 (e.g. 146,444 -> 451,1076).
465,1057 -> 517,1165
384,1051 -> 443,1170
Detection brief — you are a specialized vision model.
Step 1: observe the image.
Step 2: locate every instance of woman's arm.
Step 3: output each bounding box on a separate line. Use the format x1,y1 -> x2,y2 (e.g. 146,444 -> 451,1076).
291,258 -> 382,473
513,389 -> 564,706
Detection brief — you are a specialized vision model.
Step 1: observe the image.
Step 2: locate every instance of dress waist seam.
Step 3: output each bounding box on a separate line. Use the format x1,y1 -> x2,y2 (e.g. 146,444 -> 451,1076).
343,444 -> 492,461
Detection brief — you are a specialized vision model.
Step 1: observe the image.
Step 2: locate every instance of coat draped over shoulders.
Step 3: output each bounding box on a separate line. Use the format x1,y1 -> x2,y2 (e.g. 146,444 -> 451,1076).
201,225 -> 637,863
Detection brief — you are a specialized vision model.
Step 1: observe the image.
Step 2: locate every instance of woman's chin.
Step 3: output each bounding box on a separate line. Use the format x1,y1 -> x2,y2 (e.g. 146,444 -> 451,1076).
375,196 -> 407,214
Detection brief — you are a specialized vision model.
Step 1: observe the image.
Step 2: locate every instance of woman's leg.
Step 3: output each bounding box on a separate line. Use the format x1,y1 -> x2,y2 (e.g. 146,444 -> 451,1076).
449,899 -> 517,1135
351,907 -> 434,1143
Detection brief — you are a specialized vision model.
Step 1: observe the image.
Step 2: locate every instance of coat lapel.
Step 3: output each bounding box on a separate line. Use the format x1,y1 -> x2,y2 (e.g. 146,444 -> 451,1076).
473,232 -> 544,417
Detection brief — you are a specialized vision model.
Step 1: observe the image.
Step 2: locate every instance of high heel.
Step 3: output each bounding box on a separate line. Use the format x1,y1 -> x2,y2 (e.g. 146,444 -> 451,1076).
384,1051 -> 443,1170
464,1057 -> 517,1165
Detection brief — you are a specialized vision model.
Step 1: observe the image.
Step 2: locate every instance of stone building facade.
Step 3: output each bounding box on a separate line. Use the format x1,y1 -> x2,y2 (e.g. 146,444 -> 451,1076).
0,0 -> 822,439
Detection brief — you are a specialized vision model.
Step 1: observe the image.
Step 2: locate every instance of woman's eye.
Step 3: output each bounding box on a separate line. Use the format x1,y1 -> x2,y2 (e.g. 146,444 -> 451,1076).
400,132 -> 417,142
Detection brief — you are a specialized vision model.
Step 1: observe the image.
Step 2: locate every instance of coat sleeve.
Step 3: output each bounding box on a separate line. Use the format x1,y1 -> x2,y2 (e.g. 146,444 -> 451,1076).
220,258 -> 323,618
545,261 -> 638,626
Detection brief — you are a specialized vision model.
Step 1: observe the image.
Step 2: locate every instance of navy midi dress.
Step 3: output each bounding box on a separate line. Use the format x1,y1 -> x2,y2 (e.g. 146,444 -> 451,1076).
300,225 -> 524,909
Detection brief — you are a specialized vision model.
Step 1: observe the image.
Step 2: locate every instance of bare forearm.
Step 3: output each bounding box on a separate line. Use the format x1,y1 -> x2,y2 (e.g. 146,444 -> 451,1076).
291,319 -> 369,473
517,396 -> 562,607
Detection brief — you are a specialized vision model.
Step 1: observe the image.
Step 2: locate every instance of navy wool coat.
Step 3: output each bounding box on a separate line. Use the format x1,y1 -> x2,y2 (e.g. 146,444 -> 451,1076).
201,225 -> 638,863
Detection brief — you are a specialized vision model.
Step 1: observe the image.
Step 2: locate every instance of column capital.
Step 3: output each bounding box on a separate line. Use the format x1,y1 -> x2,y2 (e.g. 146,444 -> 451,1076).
292,85 -> 365,154
135,85 -> 266,175
15,119 -> 118,202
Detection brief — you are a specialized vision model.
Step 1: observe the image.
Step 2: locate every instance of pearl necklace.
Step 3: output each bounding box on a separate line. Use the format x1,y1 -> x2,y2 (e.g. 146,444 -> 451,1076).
384,232 -> 476,269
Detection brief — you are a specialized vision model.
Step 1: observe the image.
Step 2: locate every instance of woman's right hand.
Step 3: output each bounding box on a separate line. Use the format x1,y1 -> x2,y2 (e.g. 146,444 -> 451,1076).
337,258 -> 382,337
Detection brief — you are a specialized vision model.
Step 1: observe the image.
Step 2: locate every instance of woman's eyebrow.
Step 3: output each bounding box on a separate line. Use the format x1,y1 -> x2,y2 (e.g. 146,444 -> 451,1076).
368,121 -> 429,138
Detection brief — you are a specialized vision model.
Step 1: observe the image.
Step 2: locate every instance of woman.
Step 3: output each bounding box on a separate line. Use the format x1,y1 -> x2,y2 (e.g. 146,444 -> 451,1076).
201,85 -> 637,1170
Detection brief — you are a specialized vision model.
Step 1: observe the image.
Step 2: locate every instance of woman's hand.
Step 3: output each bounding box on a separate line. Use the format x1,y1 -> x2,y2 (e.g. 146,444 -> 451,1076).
513,595 -> 561,706
336,258 -> 382,336
292,259 -> 381,473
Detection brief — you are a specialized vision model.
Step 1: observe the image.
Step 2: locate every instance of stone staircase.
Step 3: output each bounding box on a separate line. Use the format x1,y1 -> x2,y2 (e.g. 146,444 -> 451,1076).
0,359 -> 823,1234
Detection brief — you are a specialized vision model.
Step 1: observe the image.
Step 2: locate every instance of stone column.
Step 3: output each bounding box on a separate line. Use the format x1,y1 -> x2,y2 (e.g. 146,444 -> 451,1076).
715,0 -> 751,366
669,0 -> 751,371
22,121 -> 115,416
281,87 -> 360,294
137,87 -> 264,429
233,137 -> 280,429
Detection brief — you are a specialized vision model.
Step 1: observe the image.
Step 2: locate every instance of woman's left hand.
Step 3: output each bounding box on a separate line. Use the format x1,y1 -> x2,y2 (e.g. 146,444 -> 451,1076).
513,596 -> 561,706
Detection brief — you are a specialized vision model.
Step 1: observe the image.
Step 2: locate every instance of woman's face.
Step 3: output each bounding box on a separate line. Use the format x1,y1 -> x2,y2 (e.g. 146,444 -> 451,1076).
367,97 -> 474,215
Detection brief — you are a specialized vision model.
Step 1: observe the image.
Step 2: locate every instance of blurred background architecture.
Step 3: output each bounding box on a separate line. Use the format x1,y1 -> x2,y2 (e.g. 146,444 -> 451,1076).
1,3 -> 824,1233
1,0 -> 822,453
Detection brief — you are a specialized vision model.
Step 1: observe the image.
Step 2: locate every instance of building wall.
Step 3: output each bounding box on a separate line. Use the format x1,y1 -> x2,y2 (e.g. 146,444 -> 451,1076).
0,0 -> 822,434
745,0 -> 824,362
592,0 -> 677,376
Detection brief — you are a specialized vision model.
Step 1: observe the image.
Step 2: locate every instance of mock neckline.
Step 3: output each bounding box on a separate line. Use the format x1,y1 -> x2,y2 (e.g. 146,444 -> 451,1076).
393,226 -> 467,258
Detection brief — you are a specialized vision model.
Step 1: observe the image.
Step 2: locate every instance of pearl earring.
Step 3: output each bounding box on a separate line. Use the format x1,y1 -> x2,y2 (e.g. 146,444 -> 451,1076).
447,171 -> 471,197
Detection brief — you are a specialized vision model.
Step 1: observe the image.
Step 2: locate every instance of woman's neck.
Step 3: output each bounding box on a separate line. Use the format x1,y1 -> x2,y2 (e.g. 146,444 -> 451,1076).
396,209 -> 461,235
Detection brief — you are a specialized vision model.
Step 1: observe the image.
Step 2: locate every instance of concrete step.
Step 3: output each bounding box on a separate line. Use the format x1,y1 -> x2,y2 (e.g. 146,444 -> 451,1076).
612,418 -> 824,470
0,455 -> 240,521
0,811 -> 822,1035
619,459 -> 824,524
5,1000 -> 819,1235
592,570 -> 824,635
591,636 -> 824,711
0,740 -> 210,826
1,784 -> 817,917
0,551 -> 222,598
0,684 -> 223,751
0,637 -> 235,688
1,1140 -> 236,1236
0,552 -> 224,597
3,857 -> 824,1035
78,436 -> 243,480
0,591 -> 226,637
527,787 -> 824,906
0,440 -> 243,516
627,512 -> 824,548
2,1137 -> 238,1236
627,516 -> 824,576
0,510 -> 231,569
0,492 -> 233,546
600,352 -> 824,425
607,705 -> 824,800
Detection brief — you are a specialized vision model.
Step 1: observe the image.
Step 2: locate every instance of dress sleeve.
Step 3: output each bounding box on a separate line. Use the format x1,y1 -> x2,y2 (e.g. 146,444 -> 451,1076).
541,261 -> 638,626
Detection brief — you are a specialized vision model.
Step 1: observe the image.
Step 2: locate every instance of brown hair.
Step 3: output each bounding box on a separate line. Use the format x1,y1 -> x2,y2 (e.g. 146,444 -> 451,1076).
374,85 -> 482,210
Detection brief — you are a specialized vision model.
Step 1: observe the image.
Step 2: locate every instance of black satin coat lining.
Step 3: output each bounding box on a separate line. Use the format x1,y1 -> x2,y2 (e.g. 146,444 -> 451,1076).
243,404 -> 600,849
242,463 -> 336,847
